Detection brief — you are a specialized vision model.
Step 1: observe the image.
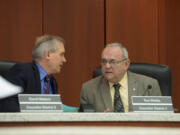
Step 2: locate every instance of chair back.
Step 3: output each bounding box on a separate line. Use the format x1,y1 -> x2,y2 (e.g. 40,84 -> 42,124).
93,63 -> 172,96
0,61 -> 16,78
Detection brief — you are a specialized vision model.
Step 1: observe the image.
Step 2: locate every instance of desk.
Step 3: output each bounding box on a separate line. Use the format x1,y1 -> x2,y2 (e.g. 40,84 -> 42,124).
0,113 -> 180,127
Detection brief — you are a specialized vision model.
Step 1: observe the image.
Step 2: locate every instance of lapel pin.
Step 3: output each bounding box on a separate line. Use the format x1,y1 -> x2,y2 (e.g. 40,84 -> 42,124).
133,88 -> 136,91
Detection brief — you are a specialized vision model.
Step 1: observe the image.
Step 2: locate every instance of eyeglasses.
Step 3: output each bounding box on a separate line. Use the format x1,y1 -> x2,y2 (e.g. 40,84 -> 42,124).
101,58 -> 127,66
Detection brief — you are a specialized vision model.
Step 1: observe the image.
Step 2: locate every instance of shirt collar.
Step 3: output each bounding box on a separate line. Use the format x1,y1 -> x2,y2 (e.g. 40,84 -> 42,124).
35,61 -> 48,81
109,72 -> 128,88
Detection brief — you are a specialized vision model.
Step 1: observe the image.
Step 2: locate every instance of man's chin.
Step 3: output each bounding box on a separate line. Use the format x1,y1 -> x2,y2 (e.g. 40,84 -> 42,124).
104,75 -> 114,81
57,69 -> 61,73
53,69 -> 61,74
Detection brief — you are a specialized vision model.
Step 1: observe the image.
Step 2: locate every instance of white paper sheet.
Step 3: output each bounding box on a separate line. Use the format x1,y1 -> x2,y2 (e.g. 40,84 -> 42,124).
0,76 -> 22,99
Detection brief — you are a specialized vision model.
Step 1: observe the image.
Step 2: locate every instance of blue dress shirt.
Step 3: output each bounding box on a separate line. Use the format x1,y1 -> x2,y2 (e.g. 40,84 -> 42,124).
35,62 -> 53,94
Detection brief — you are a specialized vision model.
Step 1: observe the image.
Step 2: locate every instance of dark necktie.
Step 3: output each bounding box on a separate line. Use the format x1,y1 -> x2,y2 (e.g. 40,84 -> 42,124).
113,83 -> 124,112
44,75 -> 50,94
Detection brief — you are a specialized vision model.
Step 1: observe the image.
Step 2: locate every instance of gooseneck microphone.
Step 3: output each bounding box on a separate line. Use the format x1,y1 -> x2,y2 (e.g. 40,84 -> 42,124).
143,85 -> 152,96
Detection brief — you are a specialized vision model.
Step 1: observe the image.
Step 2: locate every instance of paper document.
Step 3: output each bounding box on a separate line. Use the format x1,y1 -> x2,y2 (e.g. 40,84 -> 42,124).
0,76 -> 22,99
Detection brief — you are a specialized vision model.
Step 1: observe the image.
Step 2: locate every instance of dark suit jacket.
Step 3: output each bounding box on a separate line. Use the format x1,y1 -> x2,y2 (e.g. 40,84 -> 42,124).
80,71 -> 162,112
0,61 -> 58,112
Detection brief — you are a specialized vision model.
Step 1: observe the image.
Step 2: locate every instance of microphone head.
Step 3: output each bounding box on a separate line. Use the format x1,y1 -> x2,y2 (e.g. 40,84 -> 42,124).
147,85 -> 152,89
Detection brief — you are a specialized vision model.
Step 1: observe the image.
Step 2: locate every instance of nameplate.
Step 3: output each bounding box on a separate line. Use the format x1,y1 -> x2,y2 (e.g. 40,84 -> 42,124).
131,96 -> 174,112
18,94 -> 62,113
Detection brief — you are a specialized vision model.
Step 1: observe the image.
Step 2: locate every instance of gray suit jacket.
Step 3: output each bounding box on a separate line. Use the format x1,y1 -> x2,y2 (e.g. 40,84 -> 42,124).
80,71 -> 162,112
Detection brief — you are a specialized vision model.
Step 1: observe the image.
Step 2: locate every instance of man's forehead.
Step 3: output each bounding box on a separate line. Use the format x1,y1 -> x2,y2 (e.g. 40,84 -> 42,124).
56,41 -> 64,47
56,41 -> 64,49
102,46 -> 122,58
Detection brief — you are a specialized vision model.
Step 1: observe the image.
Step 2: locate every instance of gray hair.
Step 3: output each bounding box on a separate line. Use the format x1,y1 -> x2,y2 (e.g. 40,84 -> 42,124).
105,43 -> 129,59
32,35 -> 64,59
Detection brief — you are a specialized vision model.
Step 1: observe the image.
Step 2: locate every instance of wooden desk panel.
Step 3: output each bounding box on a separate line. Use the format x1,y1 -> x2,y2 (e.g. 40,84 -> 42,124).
0,121 -> 180,127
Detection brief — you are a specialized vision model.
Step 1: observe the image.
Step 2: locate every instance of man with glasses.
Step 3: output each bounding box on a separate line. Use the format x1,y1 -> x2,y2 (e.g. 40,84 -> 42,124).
80,43 -> 161,112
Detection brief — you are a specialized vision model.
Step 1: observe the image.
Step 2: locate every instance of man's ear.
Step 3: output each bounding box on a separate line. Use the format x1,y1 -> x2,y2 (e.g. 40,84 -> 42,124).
125,59 -> 130,70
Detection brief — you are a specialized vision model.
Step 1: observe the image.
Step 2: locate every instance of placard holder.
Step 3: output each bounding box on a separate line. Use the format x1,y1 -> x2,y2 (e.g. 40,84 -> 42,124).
18,94 -> 62,113
131,96 -> 174,113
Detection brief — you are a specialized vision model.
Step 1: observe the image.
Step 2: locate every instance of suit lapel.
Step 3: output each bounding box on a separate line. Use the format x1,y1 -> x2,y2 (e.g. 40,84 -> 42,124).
32,62 -> 41,93
128,71 -> 138,111
100,78 -> 113,111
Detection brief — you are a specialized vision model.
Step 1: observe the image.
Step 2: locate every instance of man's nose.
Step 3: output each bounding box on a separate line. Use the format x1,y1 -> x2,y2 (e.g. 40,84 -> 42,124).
63,56 -> 67,63
105,62 -> 111,68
